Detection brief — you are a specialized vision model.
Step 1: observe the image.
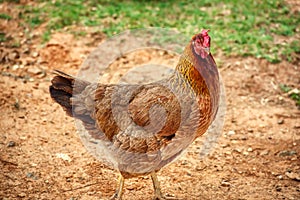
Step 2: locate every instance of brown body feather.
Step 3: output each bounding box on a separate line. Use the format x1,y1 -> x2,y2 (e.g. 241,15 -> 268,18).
49,36 -> 220,178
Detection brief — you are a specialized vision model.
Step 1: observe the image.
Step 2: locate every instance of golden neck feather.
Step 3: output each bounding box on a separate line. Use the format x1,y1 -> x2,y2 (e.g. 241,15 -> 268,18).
170,53 -> 209,97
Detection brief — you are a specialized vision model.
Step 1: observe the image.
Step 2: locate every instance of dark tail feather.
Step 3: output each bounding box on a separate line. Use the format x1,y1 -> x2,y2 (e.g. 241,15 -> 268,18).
49,85 -> 73,116
49,70 -> 90,117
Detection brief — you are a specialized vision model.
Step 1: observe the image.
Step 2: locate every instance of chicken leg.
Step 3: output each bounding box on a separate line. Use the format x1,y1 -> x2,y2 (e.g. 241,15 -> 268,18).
110,174 -> 124,200
151,172 -> 177,200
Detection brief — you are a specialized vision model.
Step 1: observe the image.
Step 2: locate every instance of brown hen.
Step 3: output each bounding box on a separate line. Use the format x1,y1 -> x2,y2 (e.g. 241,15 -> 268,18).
49,30 -> 220,200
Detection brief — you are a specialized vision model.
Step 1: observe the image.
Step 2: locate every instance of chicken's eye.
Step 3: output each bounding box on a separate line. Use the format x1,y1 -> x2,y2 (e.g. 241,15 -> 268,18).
195,37 -> 203,45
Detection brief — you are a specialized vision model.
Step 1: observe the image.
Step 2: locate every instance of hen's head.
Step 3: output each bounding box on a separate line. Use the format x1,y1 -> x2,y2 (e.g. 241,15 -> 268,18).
192,29 -> 211,58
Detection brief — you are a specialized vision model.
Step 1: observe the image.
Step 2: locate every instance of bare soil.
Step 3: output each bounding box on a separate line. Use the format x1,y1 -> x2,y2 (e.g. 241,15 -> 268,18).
0,3 -> 299,200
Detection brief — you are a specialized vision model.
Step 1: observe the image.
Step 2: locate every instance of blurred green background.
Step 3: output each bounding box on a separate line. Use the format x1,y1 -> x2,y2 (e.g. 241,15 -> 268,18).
0,0 -> 299,63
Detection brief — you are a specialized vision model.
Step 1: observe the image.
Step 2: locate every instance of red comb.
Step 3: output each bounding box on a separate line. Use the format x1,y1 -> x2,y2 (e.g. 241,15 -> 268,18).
201,29 -> 210,36
201,29 -> 210,48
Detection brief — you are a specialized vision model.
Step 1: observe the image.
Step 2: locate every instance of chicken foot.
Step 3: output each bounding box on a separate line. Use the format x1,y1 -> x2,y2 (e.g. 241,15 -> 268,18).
151,172 -> 178,200
110,174 -> 124,200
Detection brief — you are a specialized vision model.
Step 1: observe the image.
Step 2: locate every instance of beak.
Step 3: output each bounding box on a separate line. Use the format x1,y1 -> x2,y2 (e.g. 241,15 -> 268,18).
204,47 -> 210,54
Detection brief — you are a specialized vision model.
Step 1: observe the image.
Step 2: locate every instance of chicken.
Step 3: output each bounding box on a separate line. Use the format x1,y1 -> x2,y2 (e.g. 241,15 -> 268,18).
49,29 -> 220,200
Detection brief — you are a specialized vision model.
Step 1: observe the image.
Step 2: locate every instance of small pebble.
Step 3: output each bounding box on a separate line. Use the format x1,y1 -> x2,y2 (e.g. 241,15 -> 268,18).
277,118 -> 284,124
18,193 -> 26,198
27,67 -> 42,75
195,165 -> 206,171
181,160 -> 188,165
23,47 -> 30,54
8,50 -> 20,60
247,128 -> 254,133
231,140 -> 238,144
87,191 -> 96,195
294,124 -> 300,129
26,172 -> 34,178
285,171 -> 300,181
7,141 -> 16,147
240,136 -> 248,140
260,150 -> 269,156
279,150 -> 297,157
27,172 -> 38,180
275,185 -> 282,192
37,72 -> 46,79
221,181 -> 231,187
14,100 -> 20,110
221,144 -> 229,148
234,148 -> 242,153
32,52 -> 39,58
227,130 -> 235,136
12,65 -> 20,71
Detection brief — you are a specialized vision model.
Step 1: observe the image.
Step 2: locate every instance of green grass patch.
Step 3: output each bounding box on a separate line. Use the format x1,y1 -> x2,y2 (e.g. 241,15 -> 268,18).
17,5 -> 44,28
5,0 -> 300,63
0,32 -> 7,42
0,0 -> 20,3
0,13 -> 12,20
41,30 -> 51,43
279,84 -> 300,108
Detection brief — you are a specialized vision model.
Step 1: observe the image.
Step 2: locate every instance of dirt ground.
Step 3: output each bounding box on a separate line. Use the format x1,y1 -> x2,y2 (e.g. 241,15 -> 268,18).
1,3 -> 300,200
